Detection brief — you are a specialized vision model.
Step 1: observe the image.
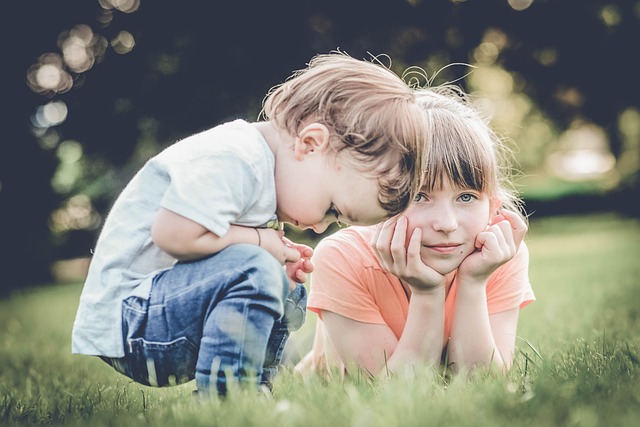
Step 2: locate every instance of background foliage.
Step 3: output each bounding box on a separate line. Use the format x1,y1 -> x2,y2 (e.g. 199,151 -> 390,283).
2,0 -> 639,292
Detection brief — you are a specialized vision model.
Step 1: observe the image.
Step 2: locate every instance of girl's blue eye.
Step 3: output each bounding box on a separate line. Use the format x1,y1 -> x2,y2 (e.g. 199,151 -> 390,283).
460,193 -> 475,202
414,193 -> 427,202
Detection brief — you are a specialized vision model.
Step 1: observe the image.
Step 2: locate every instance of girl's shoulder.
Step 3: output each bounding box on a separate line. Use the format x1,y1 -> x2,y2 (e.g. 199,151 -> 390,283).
315,226 -> 382,270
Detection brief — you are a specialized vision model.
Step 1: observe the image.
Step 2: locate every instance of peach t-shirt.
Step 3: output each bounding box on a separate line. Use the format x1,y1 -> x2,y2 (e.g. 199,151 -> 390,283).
296,226 -> 535,374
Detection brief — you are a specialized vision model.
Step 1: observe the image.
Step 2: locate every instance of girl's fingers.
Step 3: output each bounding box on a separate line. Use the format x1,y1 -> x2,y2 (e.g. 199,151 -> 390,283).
372,217 -> 401,268
406,227 -> 422,265
499,209 -> 528,248
389,217 -> 408,266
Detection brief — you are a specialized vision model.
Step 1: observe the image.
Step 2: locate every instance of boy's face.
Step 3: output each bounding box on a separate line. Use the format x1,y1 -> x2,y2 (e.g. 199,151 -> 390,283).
404,179 -> 493,275
275,151 -> 388,233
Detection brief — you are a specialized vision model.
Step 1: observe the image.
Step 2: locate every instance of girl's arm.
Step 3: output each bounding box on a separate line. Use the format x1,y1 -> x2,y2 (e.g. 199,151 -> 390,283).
322,286 -> 445,377
151,207 -> 300,263
320,216 -> 448,377
449,286 -> 520,372
448,210 -> 528,372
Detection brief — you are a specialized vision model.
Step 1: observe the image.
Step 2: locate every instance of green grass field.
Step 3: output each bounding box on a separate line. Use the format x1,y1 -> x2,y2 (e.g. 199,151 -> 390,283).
1,213 -> 639,426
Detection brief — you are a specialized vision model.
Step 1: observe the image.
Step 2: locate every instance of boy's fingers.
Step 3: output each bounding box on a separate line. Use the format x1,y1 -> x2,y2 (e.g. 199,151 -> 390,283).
284,246 -> 301,263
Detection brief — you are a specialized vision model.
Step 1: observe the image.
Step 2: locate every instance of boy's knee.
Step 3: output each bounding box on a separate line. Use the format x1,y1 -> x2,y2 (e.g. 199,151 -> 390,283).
229,244 -> 289,306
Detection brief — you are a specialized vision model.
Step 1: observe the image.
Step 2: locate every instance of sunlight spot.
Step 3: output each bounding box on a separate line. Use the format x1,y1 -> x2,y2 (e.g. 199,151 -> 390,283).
97,8 -> 114,26
554,86 -> 584,108
27,54 -> 73,94
154,54 -> 181,76
508,0 -> 534,11
32,101 -> 68,129
616,108 -> 640,177
534,47 -> 558,66
36,64 -> 62,89
50,194 -> 102,233
52,141 -> 84,193
36,129 -> 62,150
599,4 -> 621,28
99,0 -> 140,13
468,65 -> 514,96
483,28 -> 508,50
60,25 -> 104,73
111,31 -> 135,54
546,123 -> 616,181
57,140 -> 83,163
473,42 -> 499,65
618,108 -> 640,138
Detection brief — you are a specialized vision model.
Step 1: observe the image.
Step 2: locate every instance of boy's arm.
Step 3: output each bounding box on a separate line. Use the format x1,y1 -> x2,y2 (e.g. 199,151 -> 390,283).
151,207 -> 259,261
152,207 -> 303,264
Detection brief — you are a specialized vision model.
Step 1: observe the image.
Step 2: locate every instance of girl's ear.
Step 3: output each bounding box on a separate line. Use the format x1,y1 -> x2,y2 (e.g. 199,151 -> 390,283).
293,123 -> 330,160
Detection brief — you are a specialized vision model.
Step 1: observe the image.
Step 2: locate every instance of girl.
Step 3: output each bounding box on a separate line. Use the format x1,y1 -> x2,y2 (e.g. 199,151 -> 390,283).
295,86 -> 534,377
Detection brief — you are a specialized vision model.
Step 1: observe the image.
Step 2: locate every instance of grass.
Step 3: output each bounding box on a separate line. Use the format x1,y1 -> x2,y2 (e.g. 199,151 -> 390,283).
1,212 -> 639,426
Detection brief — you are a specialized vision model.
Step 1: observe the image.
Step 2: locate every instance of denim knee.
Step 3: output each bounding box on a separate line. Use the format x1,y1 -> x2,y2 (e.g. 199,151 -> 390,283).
231,244 -> 289,317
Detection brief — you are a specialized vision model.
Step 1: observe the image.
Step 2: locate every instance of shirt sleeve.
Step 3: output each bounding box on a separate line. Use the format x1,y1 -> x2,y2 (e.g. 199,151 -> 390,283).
486,241 -> 535,314
158,151 -> 260,238
307,231 -> 387,324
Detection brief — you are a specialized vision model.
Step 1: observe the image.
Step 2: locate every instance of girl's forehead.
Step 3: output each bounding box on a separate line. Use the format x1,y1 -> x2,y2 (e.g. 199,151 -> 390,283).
420,174 -> 489,193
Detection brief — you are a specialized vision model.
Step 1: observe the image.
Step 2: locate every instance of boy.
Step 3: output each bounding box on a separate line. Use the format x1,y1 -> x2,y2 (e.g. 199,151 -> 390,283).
71,52 -> 429,395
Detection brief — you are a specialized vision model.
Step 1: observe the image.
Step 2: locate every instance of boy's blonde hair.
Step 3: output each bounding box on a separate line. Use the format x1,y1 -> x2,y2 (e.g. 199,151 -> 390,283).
261,52 -> 428,217
417,86 -> 526,222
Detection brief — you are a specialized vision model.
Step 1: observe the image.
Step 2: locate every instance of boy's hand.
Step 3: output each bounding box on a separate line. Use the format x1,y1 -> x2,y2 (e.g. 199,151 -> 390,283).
282,237 -> 314,290
457,209 -> 528,284
371,216 -> 445,294
258,228 -> 302,267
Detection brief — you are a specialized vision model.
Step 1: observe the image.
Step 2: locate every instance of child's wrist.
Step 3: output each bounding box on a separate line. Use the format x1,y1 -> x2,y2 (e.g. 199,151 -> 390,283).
255,228 -> 262,247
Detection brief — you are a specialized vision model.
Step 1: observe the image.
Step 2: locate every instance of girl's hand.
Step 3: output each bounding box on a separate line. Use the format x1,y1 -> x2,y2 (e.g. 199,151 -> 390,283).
457,209 -> 528,284
282,237 -> 314,290
371,216 -> 446,293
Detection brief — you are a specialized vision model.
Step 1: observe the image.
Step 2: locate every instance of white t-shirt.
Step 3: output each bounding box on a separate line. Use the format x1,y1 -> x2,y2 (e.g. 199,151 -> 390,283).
72,119 -> 278,357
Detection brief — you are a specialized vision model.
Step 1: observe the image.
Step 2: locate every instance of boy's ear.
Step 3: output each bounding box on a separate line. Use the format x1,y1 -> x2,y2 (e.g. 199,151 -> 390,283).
293,123 -> 330,160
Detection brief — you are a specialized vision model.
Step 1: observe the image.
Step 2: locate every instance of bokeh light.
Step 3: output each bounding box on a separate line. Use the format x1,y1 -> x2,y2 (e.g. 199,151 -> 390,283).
31,101 -> 68,129
111,31 -> 135,54
98,0 -> 140,14
49,194 -> 101,234
26,53 -> 73,95
52,140 -> 84,194
508,0 -> 534,12
546,123 -> 616,182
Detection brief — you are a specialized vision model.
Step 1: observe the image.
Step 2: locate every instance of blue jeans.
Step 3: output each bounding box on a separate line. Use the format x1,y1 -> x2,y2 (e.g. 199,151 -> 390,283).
101,244 -> 307,395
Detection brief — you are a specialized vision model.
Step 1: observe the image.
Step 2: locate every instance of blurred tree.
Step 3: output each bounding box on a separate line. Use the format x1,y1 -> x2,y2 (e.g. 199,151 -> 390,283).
2,0 -> 637,292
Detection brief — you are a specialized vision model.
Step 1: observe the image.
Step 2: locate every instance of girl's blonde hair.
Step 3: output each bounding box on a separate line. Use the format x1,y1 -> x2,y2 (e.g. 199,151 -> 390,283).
416,86 -> 526,222
261,52 -> 428,217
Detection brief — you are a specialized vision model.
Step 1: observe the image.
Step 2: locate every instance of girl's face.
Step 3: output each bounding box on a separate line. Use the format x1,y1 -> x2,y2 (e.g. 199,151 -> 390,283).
405,179 -> 496,275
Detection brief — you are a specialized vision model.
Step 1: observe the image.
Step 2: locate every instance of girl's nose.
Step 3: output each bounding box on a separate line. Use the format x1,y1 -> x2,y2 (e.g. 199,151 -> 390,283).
431,205 -> 458,233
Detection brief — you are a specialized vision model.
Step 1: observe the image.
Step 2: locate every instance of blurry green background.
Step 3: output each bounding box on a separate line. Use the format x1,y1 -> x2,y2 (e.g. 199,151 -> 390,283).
2,0 -> 639,293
